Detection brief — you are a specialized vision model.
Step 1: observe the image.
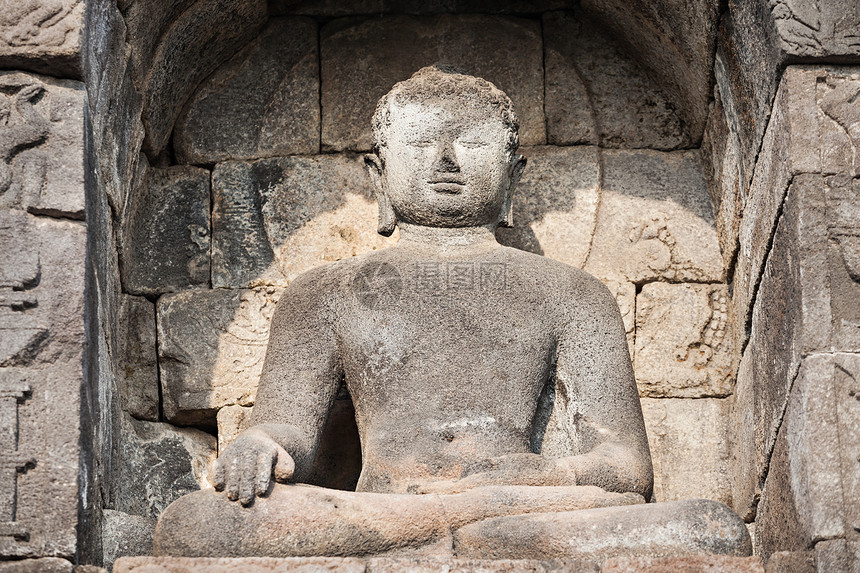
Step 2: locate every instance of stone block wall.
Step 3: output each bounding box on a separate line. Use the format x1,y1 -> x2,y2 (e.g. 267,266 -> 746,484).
80,0 -> 732,568
720,66 -> 860,568
0,0 -> 855,569
0,1 -> 87,567
92,0 -> 734,550
702,2 -> 860,567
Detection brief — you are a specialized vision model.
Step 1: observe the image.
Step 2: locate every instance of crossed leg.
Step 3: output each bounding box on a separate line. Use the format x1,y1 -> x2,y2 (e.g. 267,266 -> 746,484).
153,483 -> 643,558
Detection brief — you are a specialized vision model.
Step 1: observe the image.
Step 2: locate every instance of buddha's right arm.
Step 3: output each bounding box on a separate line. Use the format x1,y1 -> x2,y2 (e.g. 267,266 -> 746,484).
552,276 -> 654,499
213,270 -> 343,503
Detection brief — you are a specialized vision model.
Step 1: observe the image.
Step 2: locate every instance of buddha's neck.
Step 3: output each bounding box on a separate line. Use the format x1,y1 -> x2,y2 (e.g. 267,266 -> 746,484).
396,223 -> 499,251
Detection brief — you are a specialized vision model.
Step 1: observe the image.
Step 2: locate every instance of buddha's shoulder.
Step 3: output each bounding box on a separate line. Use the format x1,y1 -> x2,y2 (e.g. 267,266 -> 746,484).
284,251 -> 394,291
500,246 -> 606,287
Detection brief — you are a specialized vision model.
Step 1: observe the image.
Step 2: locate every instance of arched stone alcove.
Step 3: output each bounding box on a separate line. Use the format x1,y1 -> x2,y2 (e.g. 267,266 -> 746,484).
5,0 -> 859,569
82,0 -> 734,566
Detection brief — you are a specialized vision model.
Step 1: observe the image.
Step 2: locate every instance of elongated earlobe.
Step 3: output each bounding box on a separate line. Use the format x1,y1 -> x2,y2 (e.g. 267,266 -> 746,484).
365,153 -> 397,237
376,195 -> 397,237
499,154 -> 527,228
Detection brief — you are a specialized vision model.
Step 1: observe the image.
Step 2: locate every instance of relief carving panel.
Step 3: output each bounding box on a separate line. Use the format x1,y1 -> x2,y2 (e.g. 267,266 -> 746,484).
0,72 -> 84,218
0,0 -> 83,77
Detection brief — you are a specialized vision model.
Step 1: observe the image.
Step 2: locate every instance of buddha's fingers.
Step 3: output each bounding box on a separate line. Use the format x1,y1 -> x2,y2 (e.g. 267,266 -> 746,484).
238,452 -> 266,505
212,458 -> 226,491
225,457 -> 241,502
255,451 -> 275,496
273,444 -> 295,483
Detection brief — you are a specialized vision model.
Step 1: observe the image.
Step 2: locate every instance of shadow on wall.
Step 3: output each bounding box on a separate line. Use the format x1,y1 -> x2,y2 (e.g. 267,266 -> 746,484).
117,6 -> 725,493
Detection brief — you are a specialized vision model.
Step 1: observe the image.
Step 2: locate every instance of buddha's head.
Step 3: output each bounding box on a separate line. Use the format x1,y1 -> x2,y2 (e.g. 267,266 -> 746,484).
365,66 -> 527,236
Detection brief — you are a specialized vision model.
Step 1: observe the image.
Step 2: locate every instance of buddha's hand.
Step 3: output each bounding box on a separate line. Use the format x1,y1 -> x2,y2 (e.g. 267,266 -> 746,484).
417,453 -> 577,494
212,428 -> 295,506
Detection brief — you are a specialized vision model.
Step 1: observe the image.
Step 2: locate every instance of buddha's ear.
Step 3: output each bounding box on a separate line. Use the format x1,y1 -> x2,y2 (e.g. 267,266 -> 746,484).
365,153 -> 396,237
499,154 -> 527,228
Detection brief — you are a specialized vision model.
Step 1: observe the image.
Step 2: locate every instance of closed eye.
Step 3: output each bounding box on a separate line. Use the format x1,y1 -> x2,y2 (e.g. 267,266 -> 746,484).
458,141 -> 488,149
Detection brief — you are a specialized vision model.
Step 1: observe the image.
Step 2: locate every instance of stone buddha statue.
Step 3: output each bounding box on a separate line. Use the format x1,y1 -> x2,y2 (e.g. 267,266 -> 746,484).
154,66 -> 750,562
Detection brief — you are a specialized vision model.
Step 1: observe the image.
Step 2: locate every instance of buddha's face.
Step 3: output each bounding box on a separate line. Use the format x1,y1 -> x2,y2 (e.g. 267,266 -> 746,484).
369,99 -> 524,229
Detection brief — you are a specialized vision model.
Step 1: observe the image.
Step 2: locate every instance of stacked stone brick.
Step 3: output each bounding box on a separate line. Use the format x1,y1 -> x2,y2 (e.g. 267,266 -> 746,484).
0,0 -> 857,569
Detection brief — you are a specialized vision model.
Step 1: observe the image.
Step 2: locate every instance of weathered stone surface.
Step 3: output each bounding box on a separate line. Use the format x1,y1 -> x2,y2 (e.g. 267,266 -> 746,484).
813,539 -> 855,573
79,140 -> 124,565
0,209 -> 38,290
0,557 -> 73,572
115,295 -> 158,421
157,67 -> 754,563
320,15 -> 545,151
116,414 -> 216,519
0,0 -> 83,78
0,72 -> 85,218
112,556 -> 600,572
120,0 -> 194,88
731,67 -> 860,354
818,70 -> 860,177
215,404 -> 252,455
732,68 -> 821,345
115,556 -> 367,573
496,146 -> 599,269
123,0 -> 267,157
826,175 -> 860,352
368,557 -> 597,572
85,4 -> 144,218
757,353 -> 860,559
101,510 -> 155,571
768,1 -> 860,59
157,287 -> 282,424
716,23 -> 782,210
174,17 -> 319,164
270,0 -> 568,16
121,163 -> 211,296
603,279 -> 635,358
210,148 -> 716,300
453,499 -> 751,560
634,283 -> 732,398
715,9 -> 860,207
730,349 -> 758,522
543,10 -> 692,150
1,217 -> 85,559
154,486 -> 636,558
641,398 -> 731,505
602,555 -> 763,573
702,54 -> 745,272
584,149 -> 722,286
579,0 -> 718,145
764,551 -> 813,573
212,155 -> 396,288
743,171 -> 860,496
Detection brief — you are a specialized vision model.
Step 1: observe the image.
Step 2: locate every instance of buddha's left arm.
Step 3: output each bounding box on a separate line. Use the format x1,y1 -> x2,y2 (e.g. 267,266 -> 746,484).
552,277 -> 653,499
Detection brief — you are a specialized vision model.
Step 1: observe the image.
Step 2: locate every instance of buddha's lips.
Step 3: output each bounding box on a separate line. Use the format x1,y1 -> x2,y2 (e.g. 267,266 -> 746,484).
428,179 -> 465,194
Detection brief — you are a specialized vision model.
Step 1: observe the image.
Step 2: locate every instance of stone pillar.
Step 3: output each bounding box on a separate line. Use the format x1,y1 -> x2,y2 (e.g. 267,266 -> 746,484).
0,1 -> 86,570
0,373 -> 34,545
726,64 -> 860,570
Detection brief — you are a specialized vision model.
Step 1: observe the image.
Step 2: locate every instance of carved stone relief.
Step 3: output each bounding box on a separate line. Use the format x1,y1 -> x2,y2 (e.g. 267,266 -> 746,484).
0,369 -> 34,551
771,0 -> 860,57
0,72 -> 84,218
0,0 -> 83,77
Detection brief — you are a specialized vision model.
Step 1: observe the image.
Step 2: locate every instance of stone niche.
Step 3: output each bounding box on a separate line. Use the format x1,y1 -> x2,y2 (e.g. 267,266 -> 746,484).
82,0 -> 744,568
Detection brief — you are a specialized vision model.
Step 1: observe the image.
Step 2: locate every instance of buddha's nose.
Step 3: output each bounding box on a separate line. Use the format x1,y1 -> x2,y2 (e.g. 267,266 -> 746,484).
432,139 -> 460,173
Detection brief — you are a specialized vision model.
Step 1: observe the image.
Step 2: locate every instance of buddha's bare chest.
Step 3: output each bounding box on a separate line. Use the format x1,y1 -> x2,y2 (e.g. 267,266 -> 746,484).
334,293 -> 556,430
